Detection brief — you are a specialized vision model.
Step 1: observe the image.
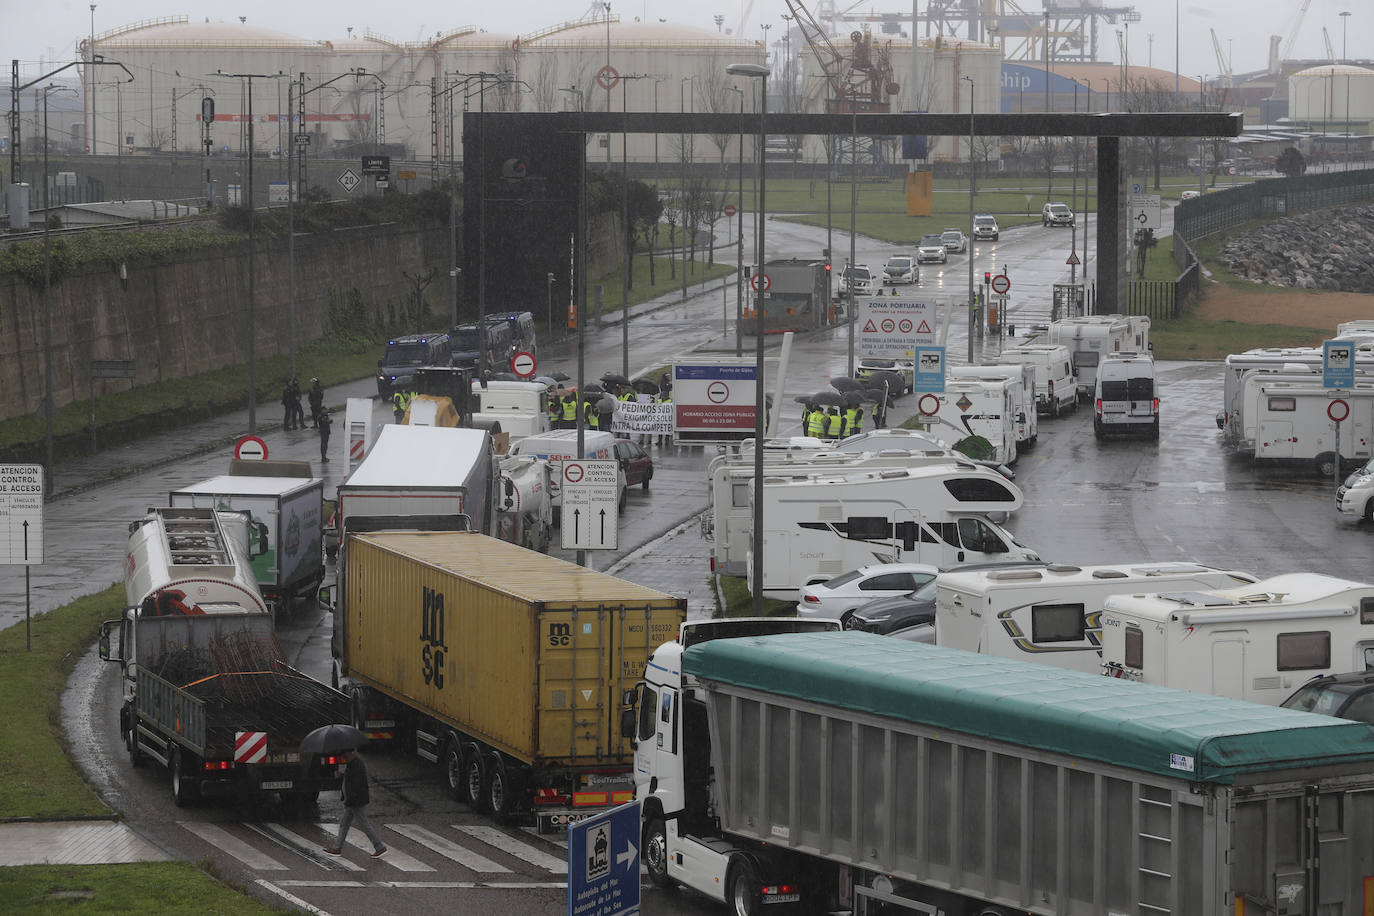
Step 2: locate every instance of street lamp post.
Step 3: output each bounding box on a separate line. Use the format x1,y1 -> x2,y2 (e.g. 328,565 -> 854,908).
963,75 -> 976,362
1341,12 -> 1352,166
847,97 -> 857,377
89,4 -> 97,154
727,84 -> 744,357
680,76 -> 693,301
726,61 -> 769,616
560,84 -> 587,566
42,85 -> 78,484
546,272 -> 556,340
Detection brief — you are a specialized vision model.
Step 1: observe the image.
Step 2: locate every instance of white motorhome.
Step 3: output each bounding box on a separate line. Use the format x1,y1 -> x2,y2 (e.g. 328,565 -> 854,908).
1336,321 -> 1374,343
1048,315 -> 1135,400
1251,380 -> 1374,475
746,463 -> 1039,601
1221,349 -> 1374,446
994,343 -> 1077,417
936,562 -> 1258,674
708,448 -> 975,577
508,429 -> 625,520
469,380 -> 550,441
1100,573 -> 1374,705
932,374 -> 1019,464
950,364 -> 1038,450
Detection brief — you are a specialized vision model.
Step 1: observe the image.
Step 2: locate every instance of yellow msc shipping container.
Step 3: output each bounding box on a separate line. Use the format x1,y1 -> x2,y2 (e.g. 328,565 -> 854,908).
338,530 -> 685,826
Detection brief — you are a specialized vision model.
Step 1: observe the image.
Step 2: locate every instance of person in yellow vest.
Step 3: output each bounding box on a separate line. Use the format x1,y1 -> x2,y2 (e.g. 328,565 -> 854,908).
548,393 -> 561,430
392,389 -> 407,423
657,387 -> 673,447
842,405 -> 859,437
850,406 -> 865,436
806,405 -> 827,438
584,397 -> 598,430
560,393 -> 578,428
825,406 -> 843,440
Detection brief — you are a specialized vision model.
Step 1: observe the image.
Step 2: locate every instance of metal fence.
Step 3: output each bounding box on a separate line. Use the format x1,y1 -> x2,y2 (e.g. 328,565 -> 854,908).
1122,280 -> 1178,321
1174,168 -> 1374,241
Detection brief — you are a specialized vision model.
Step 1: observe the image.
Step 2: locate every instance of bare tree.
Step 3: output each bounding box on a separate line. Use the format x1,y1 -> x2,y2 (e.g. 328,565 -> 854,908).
701,55 -> 735,169
530,59 -> 561,112
1118,75 -> 1183,190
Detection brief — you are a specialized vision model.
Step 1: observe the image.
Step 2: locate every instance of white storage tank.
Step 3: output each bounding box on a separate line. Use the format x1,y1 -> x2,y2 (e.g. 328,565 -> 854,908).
1288,64 -> 1374,122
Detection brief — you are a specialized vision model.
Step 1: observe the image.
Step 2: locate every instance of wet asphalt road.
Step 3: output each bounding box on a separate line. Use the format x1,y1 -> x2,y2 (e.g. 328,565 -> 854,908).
23,205 -> 1374,916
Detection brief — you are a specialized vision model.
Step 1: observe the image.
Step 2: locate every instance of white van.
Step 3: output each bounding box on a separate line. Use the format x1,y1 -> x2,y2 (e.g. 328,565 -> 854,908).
994,343 -> 1076,418
508,429 -> 626,521
1094,351 -> 1158,439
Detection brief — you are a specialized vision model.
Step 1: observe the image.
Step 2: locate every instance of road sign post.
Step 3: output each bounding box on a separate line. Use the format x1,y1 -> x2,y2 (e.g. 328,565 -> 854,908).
234,435 -> 269,461
567,799 -> 640,916
1324,340 -> 1355,389
560,459 -> 620,550
0,464 -> 45,652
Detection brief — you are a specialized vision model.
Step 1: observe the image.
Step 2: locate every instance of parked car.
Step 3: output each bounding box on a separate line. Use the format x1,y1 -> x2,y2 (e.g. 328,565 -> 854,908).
887,622 -> 936,643
917,234 -> 948,264
1179,190 -> 1201,201
940,229 -> 968,253
840,264 -> 876,296
856,357 -> 915,394
841,576 -> 939,633
1281,671 -> 1374,724
376,332 -> 451,398
1041,202 -> 1075,227
614,438 -> 653,490
972,214 -> 1000,241
797,562 -> 938,620
882,255 -> 918,285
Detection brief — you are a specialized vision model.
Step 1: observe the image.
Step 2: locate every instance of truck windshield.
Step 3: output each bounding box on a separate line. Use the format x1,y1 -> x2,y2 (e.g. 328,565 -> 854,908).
452,329 -> 482,350
383,343 -> 428,366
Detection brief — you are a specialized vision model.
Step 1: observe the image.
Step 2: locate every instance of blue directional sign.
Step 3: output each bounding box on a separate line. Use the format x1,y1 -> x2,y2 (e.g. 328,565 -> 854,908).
914,346 -> 946,393
1324,339 -> 1356,389
568,799 -> 641,916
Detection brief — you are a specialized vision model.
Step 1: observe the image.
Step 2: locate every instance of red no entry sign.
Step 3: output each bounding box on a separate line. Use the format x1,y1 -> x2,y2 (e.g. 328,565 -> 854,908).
750,273 -> 771,292
235,435 -> 268,461
511,351 -> 537,378
990,274 -> 1011,295
596,65 -> 620,90
723,204 -> 737,217
918,394 -> 940,416
1329,399 -> 1350,422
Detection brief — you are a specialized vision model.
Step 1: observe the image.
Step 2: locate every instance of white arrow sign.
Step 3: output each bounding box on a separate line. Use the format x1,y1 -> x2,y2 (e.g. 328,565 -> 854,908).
616,840 -> 638,870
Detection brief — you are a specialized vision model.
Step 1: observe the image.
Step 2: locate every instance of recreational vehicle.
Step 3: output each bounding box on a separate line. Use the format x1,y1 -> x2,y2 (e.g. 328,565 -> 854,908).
936,562 -> 1258,673
950,364 -> 1038,450
994,343 -> 1077,417
1100,573 -> 1374,705
1250,380 -> 1374,475
1047,315 -> 1136,400
932,374 -> 1020,464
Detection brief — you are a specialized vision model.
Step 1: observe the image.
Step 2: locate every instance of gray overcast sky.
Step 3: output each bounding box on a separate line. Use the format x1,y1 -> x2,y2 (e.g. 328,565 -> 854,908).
4,0 -> 1367,83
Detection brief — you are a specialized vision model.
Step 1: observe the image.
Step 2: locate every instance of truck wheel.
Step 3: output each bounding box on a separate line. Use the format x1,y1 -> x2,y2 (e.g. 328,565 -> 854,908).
464,747 -> 491,813
170,748 -> 196,807
486,753 -> 517,819
1315,453 -> 1338,478
443,739 -> 470,803
727,860 -> 761,916
644,818 -> 676,888
126,718 -> 144,767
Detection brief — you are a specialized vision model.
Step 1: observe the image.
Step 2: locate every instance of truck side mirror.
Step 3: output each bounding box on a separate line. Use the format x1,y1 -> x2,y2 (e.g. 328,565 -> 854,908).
318,585 -> 334,612
97,622 -> 112,661
377,359 -> 384,369
253,521 -> 270,558
620,707 -> 637,741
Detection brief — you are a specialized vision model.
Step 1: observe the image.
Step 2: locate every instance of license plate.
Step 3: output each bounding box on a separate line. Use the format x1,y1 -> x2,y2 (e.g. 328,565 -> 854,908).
261,780 -> 293,790
765,894 -> 801,903
538,811 -> 595,833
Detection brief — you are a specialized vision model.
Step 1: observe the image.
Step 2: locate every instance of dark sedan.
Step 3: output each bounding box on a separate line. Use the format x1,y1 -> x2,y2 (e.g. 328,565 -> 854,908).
841,577 -> 938,634
1281,670 -> 1374,724
614,439 -> 654,490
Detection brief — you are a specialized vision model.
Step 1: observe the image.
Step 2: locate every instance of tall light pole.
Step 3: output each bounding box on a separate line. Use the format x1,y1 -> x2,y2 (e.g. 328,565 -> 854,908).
963,75 -> 976,363
42,85 -> 78,488
89,4 -> 97,154
727,84 -> 745,357
604,2 -> 613,166
680,76 -> 693,301
726,61 -> 769,616
1342,12 -> 1352,165
546,272 -> 556,340
560,85 -> 587,567
847,95 -> 857,378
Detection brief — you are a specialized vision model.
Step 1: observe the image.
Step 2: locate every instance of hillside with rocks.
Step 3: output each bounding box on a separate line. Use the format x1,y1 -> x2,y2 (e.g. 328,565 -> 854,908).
1219,204 -> 1374,293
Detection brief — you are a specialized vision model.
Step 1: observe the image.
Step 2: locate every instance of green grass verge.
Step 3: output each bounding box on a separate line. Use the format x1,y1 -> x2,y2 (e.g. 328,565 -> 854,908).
0,862 -> 289,915
1148,317 -> 1329,360
0,584 -> 123,819
715,574 -> 796,617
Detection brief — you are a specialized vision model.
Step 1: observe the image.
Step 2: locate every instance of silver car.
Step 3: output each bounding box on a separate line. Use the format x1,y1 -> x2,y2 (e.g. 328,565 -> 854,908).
882,255 -> 917,285
940,229 -> 967,253
917,234 -> 948,264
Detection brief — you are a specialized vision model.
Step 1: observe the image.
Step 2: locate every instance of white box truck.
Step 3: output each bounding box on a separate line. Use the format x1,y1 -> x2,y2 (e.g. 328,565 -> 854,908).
625,621 -> 1374,916
1100,572 -> 1374,704
936,561 -> 1258,673
994,342 -> 1077,417
747,463 -> 1038,601
169,475 -> 325,614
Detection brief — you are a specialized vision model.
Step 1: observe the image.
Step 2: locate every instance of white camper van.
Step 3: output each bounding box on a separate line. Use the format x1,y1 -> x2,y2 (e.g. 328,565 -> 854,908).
994,343 -> 1077,417
1222,349 -> 1374,447
1099,573 -> 1374,705
708,449 -> 975,578
747,463 -> 1039,602
1048,315 -> 1135,400
933,374 -> 1020,465
936,562 -> 1258,674
1094,351 -> 1158,439
1251,380 -> 1374,475
950,364 -> 1038,450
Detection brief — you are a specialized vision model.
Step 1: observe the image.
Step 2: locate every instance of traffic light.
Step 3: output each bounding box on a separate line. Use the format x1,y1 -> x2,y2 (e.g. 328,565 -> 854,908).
983,271 -> 991,285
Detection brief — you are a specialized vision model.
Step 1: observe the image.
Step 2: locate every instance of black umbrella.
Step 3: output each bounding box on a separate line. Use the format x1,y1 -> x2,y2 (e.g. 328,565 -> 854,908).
600,372 -> 631,387
793,394 -> 816,405
872,370 -> 906,393
300,723 -> 365,755
632,378 -> 660,395
810,390 -> 845,407
830,377 -> 862,392
860,388 -> 889,403
549,371 -> 571,382
534,376 -> 559,387
581,382 -> 605,396
598,394 -> 620,411
843,391 -> 868,408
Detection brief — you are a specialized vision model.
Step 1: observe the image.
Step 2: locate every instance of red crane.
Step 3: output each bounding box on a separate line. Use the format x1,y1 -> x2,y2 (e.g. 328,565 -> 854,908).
785,0 -> 899,113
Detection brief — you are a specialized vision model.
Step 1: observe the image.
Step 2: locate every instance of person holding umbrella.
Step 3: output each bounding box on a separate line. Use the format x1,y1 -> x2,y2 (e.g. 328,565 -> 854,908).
323,747 -> 386,858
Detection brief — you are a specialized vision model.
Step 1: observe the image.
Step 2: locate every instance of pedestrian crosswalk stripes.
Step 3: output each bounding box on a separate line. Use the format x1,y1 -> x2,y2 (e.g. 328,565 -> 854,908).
454,825 -> 567,874
179,822 -> 288,871
179,820 -> 573,878
383,824 -> 510,873
313,823 -> 434,872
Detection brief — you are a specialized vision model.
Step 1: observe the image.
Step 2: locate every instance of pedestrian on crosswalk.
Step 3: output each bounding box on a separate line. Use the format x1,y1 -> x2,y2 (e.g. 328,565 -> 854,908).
323,749 -> 386,859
